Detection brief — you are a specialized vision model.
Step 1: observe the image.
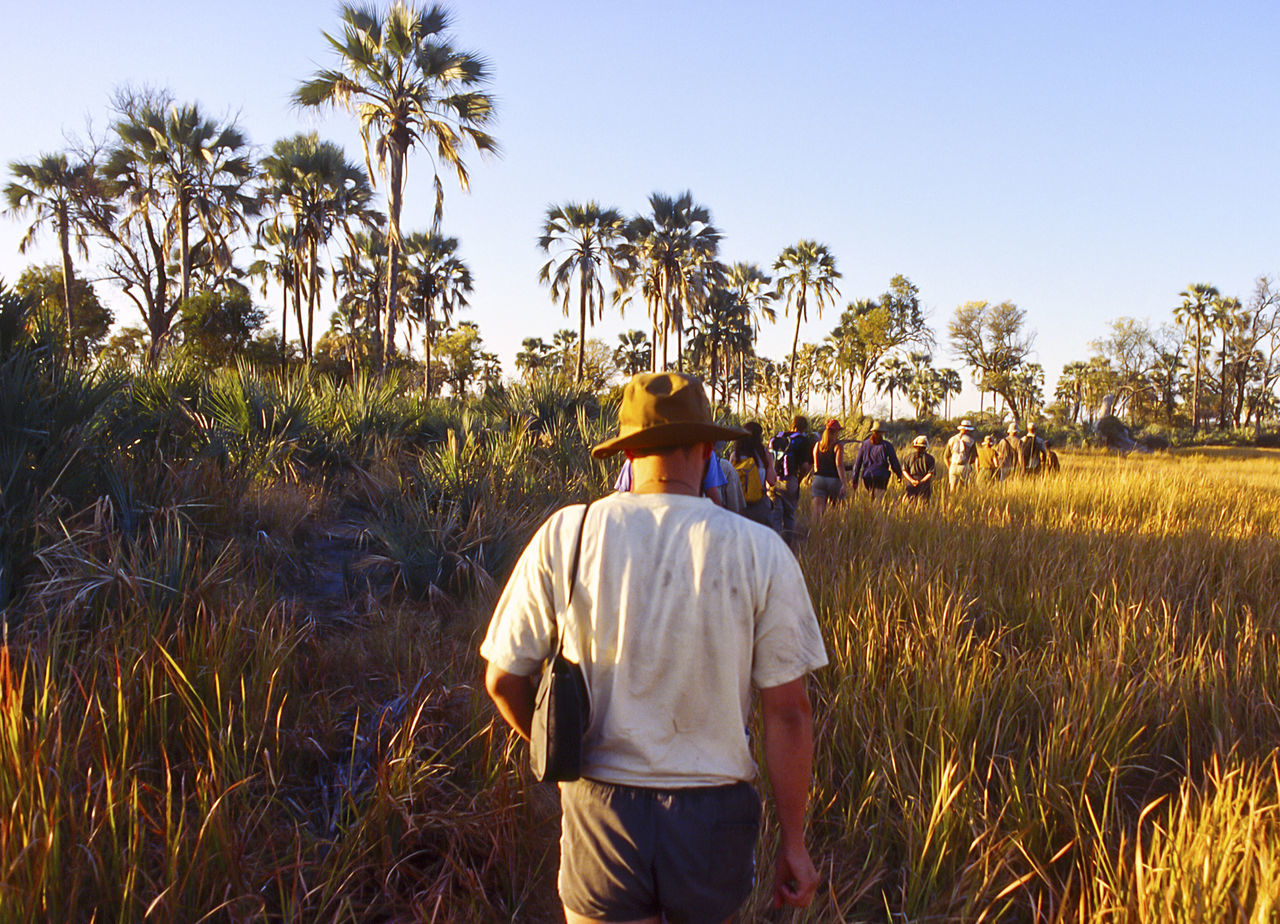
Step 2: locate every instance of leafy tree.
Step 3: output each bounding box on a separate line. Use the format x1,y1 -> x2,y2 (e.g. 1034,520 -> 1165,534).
948,300 -> 1036,424
774,240 -> 840,407
96,326 -> 151,372
14,265 -> 113,357
687,286 -> 749,403
177,287 -> 267,368
4,152 -> 97,349
1173,282 -> 1219,434
436,320 -> 486,396
296,1 -> 497,367
537,202 -> 632,383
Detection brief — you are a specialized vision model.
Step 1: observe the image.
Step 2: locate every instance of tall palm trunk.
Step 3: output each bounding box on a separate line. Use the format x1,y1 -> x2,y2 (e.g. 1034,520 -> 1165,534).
280,280 -> 289,362
178,188 -> 192,305
57,212 -> 74,355
425,302 -> 436,395
788,291 -> 805,407
577,276 -> 587,383
307,237 -> 320,359
1192,318 -> 1202,434
381,147 -> 407,370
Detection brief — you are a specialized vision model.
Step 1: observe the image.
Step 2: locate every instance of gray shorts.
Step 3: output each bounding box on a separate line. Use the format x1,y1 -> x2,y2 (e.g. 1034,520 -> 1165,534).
811,474 -> 842,499
558,777 -> 761,923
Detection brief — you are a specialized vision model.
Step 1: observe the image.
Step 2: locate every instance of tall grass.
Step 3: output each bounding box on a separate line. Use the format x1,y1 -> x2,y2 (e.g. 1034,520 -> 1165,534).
7,335 -> 1280,923
776,449 -> 1280,921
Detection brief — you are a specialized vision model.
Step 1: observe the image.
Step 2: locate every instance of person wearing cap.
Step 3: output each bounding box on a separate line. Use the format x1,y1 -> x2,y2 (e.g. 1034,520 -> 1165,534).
976,434 -> 999,482
850,420 -> 902,499
481,372 -> 827,923
810,418 -> 847,517
943,420 -> 978,490
1020,422 -> 1048,475
996,422 -> 1024,480
902,434 -> 937,503
772,415 -> 815,546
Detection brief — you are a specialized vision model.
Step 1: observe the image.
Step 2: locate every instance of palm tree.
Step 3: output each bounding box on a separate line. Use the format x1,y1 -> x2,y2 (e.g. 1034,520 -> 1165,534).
261,133 -> 378,360
296,2 -> 497,368
774,240 -> 841,407
537,202 -> 633,383
1173,282 -> 1219,434
1210,295 -> 1242,429
874,354 -> 911,421
111,101 -> 257,304
247,222 -> 299,359
938,367 -> 963,420
726,262 -> 777,412
614,330 -> 651,377
687,285 -> 749,402
4,153 -> 96,350
628,192 -> 721,370
401,230 -> 472,394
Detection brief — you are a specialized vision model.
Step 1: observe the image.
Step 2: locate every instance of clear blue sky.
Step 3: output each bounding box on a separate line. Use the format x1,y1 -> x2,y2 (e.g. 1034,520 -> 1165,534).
3,0 -> 1278,413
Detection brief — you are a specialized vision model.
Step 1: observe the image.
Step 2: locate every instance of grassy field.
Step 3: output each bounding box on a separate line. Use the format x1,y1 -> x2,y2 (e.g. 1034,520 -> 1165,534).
2,353 -> 1278,922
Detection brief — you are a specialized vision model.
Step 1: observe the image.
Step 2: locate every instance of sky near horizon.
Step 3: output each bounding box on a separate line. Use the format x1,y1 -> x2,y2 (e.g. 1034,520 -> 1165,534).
2,0 -> 1278,414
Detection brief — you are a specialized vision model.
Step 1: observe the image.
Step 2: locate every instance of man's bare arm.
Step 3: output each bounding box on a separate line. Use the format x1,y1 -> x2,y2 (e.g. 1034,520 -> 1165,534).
485,663 -> 536,741
760,676 -> 819,908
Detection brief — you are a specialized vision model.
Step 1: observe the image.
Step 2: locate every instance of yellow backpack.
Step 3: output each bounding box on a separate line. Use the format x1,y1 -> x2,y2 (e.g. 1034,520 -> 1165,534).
734,456 -> 765,504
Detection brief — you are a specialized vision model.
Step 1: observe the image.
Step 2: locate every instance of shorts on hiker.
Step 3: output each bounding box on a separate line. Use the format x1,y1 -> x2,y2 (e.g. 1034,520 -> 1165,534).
861,474 -> 890,492
811,474 -> 842,500
558,777 -> 761,923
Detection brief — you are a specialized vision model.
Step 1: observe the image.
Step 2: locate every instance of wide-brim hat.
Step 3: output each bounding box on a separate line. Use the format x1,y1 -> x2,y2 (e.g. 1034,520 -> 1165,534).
958,419 -> 974,431
1007,423 -> 1020,433
868,420 -> 885,433
912,435 -> 930,448
591,372 -> 747,458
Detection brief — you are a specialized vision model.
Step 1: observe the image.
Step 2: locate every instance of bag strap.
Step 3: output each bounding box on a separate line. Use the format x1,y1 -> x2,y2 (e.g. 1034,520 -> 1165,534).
552,501 -> 592,661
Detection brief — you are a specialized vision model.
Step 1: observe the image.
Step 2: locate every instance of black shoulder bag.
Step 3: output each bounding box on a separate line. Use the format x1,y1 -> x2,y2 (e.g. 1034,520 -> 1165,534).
529,503 -> 592,783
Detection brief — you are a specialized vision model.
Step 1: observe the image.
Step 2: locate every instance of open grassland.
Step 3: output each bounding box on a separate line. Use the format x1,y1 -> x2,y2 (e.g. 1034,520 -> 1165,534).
790,448 -> 1280,921
2,349 -> 1279,923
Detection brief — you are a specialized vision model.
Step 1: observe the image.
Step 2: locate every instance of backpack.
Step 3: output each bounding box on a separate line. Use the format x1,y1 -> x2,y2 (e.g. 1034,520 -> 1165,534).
734,455 -> 765,504
779,431 -> 810,478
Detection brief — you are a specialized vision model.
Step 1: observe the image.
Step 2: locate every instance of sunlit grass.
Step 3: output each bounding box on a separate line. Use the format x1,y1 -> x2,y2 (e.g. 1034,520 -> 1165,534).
5,350 -> 1280,924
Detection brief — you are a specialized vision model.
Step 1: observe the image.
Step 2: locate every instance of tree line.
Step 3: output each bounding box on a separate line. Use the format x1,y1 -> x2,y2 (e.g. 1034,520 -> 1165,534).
5,1 -> 1280,436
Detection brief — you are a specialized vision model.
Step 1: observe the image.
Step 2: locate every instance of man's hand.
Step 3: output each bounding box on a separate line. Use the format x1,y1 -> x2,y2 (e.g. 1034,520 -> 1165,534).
773,840 -> 820,908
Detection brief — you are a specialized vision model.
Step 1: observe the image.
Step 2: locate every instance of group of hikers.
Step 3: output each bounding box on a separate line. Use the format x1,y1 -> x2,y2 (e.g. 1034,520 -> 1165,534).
480,372 -> 1063,922
644,413 -> 1064,545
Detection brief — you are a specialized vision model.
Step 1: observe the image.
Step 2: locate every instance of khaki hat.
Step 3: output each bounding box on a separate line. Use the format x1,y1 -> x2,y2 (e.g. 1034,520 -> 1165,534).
958,419 -> 974,432
1007,423 -> 1020,434
912,434 -> 929,448
591,372 -> 747,458
868,420 -> 885,434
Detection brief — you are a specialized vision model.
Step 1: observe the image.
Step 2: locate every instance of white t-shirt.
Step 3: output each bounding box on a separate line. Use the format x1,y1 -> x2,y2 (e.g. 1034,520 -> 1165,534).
481,492 -> 827,788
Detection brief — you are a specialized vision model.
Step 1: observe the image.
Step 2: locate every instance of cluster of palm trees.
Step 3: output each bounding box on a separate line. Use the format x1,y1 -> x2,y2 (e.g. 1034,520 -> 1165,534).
535,191 -> 845,408
1049,279 -> 1280,435
4,2 -> 493,376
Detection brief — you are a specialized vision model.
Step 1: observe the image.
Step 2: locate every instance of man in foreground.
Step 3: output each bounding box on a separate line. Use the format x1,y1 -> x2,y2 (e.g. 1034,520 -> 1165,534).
482,372 -> 827,923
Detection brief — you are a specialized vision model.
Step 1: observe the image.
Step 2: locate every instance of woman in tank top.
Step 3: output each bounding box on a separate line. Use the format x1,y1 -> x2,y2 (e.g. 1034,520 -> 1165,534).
810,418 -> 846,517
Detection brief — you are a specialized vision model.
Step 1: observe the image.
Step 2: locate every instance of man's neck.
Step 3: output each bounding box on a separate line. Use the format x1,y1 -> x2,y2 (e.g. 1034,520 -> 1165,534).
629,445 -> 707,496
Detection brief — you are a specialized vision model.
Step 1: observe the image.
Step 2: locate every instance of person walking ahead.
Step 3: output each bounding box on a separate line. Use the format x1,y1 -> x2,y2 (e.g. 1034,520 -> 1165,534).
482,373 -> 827,923
810,418 -> 846,517
943,420 -> 978,490
996,423 -> 1023,480
851,421 -> 902,499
